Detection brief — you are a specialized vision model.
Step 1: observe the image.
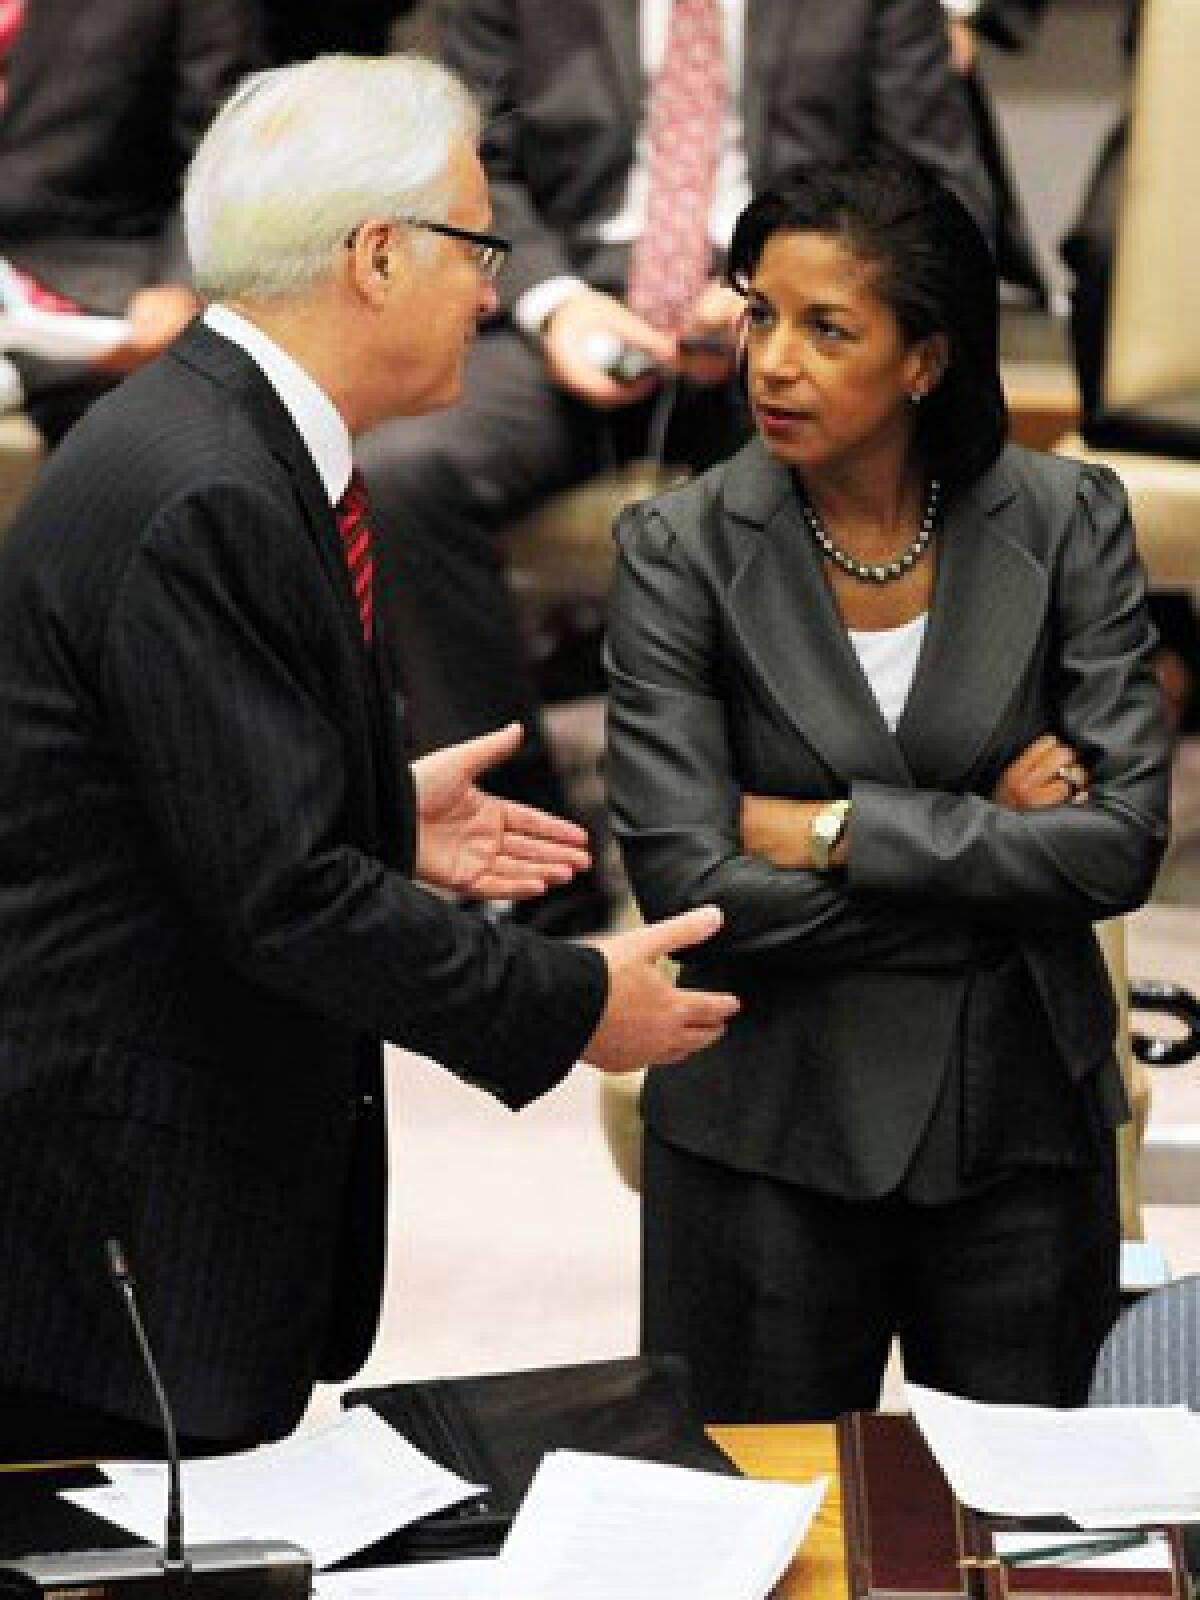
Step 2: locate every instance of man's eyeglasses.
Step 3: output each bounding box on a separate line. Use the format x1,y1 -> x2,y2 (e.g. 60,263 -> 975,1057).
345,218 -> 511,281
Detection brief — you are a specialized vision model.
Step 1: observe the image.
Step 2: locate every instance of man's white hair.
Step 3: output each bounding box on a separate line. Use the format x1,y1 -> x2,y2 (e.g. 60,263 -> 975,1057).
184,54 -> 481,301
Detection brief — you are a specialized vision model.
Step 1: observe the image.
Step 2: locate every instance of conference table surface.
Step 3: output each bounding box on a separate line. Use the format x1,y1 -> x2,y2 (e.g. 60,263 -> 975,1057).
709,1423 -> 847,1600
0,1423 -> 846,1598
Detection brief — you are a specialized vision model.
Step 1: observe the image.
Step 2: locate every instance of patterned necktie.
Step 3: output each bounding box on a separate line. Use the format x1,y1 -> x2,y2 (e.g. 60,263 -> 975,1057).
337,469 -> 374,645
626,0 -> 726,334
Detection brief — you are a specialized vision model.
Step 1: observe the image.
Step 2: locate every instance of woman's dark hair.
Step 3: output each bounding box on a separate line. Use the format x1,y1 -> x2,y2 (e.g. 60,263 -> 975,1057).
726,160 -> 1007,492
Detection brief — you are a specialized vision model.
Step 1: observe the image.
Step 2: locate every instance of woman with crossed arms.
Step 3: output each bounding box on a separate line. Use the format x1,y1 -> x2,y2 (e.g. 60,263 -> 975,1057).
605,160 -> 1169,1419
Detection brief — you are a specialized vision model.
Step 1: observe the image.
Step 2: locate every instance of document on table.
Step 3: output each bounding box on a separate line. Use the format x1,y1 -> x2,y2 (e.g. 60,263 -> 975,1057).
494,1449 -> 827,1600
907,1381 -> 1200,1526
62,1408 -> 486,1569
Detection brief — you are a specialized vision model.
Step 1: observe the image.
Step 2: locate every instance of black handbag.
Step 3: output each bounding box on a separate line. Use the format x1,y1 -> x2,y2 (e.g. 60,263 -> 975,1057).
339,1353 -> 738,1563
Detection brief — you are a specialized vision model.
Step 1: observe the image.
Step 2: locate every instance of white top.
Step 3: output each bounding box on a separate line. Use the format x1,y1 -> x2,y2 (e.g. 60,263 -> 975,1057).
515,0 -> 751,334
203,303 -> 352,508
847,612 -> 928,733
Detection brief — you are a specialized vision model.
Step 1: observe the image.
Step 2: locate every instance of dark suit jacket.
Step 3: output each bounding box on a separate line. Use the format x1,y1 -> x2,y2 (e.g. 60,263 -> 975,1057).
440,0 -> 991,315
0,321 -> 607,1442
606,440 -> 1169,1197
0,0 -> 261,312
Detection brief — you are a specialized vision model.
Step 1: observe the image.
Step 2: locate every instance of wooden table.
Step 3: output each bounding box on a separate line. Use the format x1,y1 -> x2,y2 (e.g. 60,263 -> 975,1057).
710,1424 -> 848,1600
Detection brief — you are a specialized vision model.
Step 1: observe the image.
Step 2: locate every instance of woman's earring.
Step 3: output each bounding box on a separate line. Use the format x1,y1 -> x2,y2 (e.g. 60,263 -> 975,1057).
909,388 -> 925,406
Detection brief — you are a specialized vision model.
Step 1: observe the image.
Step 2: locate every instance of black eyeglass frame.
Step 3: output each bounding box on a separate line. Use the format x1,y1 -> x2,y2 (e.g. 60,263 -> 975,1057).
344,217 -> 511,280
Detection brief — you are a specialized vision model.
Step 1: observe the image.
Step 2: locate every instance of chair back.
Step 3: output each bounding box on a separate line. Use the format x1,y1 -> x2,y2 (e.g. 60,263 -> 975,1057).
1088,1273 -> 1200,1406
1105,0 -> 1200,412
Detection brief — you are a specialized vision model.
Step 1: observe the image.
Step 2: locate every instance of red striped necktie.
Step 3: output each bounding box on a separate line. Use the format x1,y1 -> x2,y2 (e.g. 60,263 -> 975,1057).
337,469 -> 374,645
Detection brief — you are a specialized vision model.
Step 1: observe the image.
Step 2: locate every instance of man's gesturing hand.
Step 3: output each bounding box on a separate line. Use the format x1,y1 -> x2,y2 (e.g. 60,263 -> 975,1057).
581,906 -> 740,1072
412,722 -> 591,897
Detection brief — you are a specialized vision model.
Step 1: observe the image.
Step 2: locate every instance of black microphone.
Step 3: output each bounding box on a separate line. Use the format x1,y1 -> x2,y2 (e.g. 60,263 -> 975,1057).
0,1241 -> 312,1600
104,1239 -> 185,1575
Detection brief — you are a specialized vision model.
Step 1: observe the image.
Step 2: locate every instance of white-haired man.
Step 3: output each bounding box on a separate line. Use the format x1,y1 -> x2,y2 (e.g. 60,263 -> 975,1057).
0,55 -> 738,1460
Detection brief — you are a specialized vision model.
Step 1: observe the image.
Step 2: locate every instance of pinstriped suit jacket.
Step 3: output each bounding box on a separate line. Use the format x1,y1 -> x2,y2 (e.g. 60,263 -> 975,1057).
0,321 -> 606,1442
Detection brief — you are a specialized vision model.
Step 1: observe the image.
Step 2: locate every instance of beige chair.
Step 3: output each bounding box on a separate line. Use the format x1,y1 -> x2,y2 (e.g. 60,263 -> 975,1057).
506,458 -> 689,614
599,918 -> 1157,1261
1055,0 -> 1200,590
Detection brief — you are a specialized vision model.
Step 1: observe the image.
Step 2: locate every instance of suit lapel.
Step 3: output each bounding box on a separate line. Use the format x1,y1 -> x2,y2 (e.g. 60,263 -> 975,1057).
168,322 -> 394,838
722,440 -> 914,786
597,0 -> 642,128
171,321 -> 366,651
1,0 -> 56,123
896,453 -> 1048,785
743,0 -> 786,184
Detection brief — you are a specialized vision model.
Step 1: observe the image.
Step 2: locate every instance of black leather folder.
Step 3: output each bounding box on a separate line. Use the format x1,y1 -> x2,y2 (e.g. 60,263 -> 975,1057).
340,1353 -> 738,1562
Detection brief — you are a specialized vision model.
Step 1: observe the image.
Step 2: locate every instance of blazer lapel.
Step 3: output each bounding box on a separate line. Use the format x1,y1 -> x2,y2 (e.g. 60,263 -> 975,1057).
722,441 -> 915,786
896,453 -> 1048,786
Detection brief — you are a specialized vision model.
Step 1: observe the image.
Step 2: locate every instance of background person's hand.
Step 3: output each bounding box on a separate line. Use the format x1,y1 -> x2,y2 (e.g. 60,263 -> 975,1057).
94,285 -> 200,375
412,722 -> 591,897
581,906 -> 740,1072
541,288 -> 674,409
992,733 -> 1090,810
675,280 -> 744,386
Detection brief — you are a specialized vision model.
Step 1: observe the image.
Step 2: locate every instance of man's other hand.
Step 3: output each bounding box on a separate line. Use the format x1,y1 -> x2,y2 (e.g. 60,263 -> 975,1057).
413,722 -> 591,897
581,906 -> 740,1072
542,288 -> 674,409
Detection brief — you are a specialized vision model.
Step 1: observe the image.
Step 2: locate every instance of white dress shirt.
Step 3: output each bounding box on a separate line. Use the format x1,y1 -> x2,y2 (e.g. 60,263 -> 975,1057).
203,303 -> 353,508
848,612 -> 929,733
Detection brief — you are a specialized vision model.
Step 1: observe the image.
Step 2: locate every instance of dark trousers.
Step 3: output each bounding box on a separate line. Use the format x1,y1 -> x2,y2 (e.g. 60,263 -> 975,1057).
356,325 -> 749,813
642,1130 -> 1119,1423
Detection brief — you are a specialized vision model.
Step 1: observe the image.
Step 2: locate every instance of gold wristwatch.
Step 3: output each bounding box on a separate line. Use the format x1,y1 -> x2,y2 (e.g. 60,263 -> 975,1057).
810,799 -> 851,871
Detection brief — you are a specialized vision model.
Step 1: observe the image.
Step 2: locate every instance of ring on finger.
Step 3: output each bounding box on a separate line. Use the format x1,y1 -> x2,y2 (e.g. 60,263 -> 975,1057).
1057,763 -> 1084,797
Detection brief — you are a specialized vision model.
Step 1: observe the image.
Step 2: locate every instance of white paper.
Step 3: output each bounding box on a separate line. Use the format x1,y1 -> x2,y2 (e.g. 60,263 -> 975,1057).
495,1449 -> 827,1600
314,1560 -> 499,1599
0,257 -> 129,360
0,310 -> 129,361
907,1381 -> 1200,1525
62,1409 -> 486,1570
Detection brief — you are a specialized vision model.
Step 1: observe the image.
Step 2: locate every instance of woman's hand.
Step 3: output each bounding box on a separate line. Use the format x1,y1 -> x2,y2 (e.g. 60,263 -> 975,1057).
992,734 -> 1090,811
740,793 -> 840,869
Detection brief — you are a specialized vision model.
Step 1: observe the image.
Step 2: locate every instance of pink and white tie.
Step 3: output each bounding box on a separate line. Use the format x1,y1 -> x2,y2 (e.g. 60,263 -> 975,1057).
626,0 -> 727,334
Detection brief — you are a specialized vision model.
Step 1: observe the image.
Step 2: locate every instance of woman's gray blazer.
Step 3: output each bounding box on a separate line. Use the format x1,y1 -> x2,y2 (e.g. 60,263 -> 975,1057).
606,438 -> 1170,1197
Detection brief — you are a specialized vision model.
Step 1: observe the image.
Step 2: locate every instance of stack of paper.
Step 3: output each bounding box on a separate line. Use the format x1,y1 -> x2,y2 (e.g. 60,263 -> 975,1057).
495,1450 -> 827,1600
908,1381 -> 1200,1527
63,1408 -> 485,1569
63,1412 -> 826,1599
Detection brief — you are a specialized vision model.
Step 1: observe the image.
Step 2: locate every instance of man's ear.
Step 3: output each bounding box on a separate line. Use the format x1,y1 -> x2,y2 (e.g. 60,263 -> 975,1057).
345,219 -> 396,305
